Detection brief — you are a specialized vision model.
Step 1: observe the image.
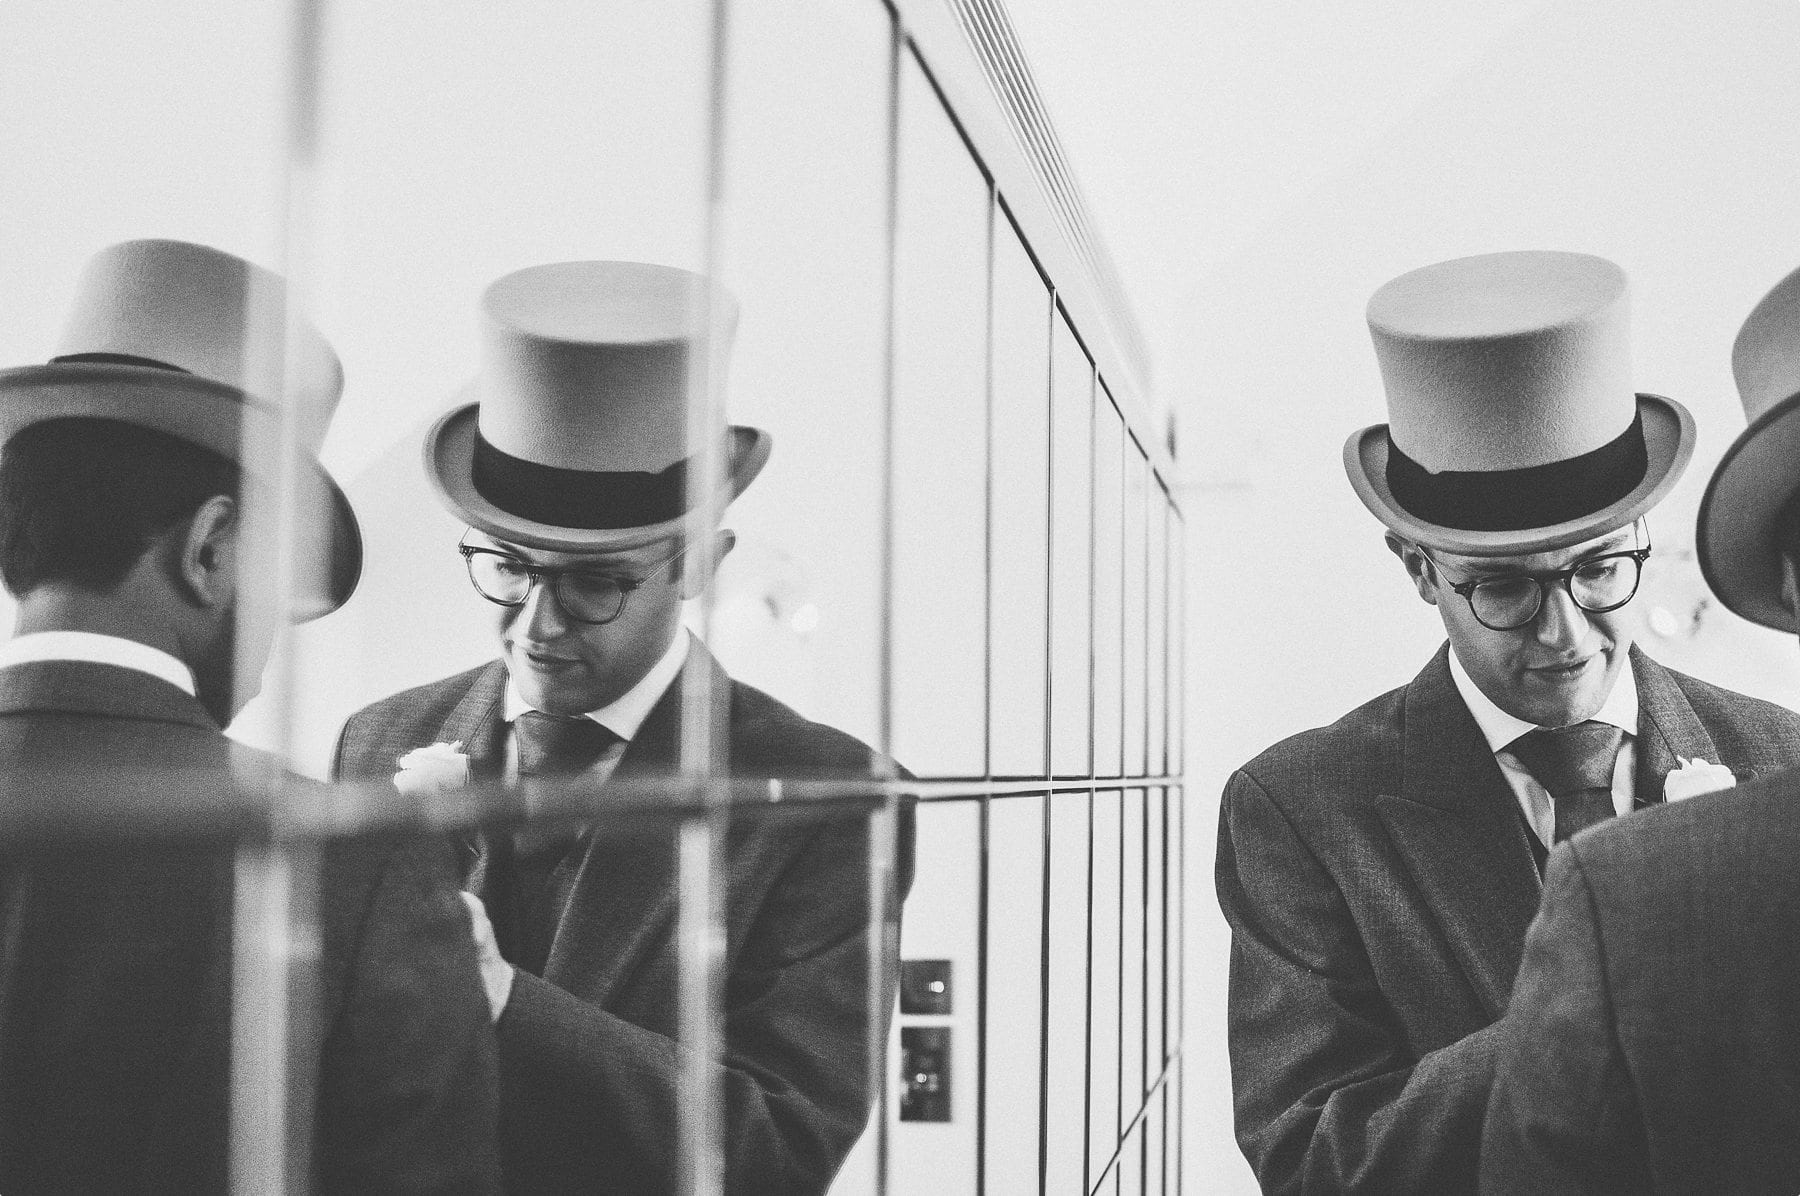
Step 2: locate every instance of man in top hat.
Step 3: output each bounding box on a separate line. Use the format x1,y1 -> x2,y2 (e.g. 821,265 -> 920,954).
333,260 -> 913,1195
1214,250 -> 1800,1194
0,239 -> 501,1194
1479,264 -> 1800,1194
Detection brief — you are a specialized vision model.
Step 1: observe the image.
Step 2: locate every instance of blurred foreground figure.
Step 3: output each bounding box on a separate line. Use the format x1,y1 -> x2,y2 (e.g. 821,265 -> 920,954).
335,261 -> 913,1194
1481,264 -> 1800,1194
0,241 -> 500,1194
1215,251 -> 1800,1194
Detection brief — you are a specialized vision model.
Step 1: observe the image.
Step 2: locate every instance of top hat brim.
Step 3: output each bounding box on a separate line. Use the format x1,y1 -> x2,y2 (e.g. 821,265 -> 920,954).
1344,392 -> 1695,557
0,362 -> 362,621
424,400 -> 771,553
1698,389 -> 1800,632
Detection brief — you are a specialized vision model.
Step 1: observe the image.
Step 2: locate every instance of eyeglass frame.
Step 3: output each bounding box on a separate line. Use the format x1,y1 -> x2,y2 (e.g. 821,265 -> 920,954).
1418,524 -> 1653,632
456,536 -> 691,626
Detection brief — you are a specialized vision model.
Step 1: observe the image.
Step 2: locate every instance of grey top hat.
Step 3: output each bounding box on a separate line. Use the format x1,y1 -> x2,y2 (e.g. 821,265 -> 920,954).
425,260 -> 771,553
0,239 -> 362,619
1344,250 -> 1694,557
1698,263 -> 1800,631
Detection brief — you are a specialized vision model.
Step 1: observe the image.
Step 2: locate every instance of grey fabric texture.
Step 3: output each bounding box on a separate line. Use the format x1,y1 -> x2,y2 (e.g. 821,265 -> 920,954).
1481,772 -> 1800,1194
1215,644 -> 1800,1196
0,660 -> 502,1195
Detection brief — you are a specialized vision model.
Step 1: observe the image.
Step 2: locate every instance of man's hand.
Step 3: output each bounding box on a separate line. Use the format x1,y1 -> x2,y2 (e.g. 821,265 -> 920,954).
458,891 -> 515,1023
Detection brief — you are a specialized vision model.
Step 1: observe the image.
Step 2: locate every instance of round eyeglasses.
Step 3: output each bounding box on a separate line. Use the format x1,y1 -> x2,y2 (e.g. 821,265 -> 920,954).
458,539 -> 689,626
1422,533 -> 1652,632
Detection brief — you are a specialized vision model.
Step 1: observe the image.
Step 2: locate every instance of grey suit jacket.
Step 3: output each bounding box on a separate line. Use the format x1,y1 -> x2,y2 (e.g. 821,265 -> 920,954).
335,645 -> 914,1195
1215,644 -> 1800,1196
0,660 -> 502,1195
1480,770 -> 1800,1195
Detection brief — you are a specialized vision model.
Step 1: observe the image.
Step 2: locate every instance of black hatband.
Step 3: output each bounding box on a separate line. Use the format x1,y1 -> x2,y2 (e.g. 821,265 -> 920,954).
1385,411 -> 1648,532
471,431 -> 691,530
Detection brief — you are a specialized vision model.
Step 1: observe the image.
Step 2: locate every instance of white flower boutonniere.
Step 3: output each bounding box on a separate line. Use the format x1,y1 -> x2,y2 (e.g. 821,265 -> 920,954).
1663,756 -> 1736,803
394,741 -> 471,797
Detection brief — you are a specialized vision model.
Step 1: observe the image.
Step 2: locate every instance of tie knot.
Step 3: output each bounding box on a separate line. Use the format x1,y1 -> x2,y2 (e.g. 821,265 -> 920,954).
514,710 -> 621,778
1508,720 -> 1624,797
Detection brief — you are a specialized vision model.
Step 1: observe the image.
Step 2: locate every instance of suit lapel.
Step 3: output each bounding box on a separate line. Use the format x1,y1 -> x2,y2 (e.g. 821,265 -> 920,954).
430,663 -> 508,885
1630,646 -> 1725,806
540,654 -> 716,1004
1372,647 -> 1543,1017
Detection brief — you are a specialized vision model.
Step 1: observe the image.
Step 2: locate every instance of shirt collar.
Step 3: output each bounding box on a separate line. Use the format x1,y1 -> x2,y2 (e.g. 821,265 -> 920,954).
503,628 -> 691,742
0,630 -> 197,697
1447,644 -> 1638,755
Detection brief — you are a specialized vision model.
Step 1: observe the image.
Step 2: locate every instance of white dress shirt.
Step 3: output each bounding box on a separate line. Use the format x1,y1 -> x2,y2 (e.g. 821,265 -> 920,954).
1447,647 -> 1638,849
500,628 -> 691,783
0,630 -> 196,696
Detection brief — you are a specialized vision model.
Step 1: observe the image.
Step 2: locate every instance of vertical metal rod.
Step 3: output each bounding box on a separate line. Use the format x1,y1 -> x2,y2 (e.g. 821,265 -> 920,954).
675,814 -> 724,1196
230,0 -> 330,1188
1078,339 -> 1097,1193
873,8 -> 903,1194
1035,285 -> 1056,1196
975,174 -> 997,1196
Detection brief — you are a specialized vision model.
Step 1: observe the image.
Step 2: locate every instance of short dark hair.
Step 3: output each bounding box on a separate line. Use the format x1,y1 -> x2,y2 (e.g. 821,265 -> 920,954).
0,417 -> 240,595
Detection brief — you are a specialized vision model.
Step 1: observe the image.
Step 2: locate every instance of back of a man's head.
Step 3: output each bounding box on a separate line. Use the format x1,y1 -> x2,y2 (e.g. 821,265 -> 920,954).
0,417 -> 239,597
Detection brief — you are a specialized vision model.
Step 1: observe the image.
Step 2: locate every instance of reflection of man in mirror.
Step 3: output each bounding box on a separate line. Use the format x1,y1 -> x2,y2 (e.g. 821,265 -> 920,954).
0,240 -> 501,1193
1481,263 -> 1800,1193
1214,250 -> 1800,1193
334,260 -> 913,1194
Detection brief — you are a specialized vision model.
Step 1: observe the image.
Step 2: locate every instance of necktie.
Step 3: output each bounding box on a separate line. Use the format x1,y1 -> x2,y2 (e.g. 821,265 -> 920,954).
1508,721 -> 1624,843
503,711 -> 623,974
514,709 -> 622,780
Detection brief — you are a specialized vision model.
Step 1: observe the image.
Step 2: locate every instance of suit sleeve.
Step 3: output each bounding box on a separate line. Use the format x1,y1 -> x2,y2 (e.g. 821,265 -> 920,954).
1216,768 -> 1501,1195
313,834 -> 504,1193
1479,847 -> 1648,1195
497,811 -> 891,1195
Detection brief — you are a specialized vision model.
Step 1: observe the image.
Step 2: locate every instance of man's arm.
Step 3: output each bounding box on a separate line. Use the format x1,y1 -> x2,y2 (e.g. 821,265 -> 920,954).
1216,768 -> 1498,1196
314,834 -> 503,1195
1479,847 -> 1648,1195
497,811 -> 886,1195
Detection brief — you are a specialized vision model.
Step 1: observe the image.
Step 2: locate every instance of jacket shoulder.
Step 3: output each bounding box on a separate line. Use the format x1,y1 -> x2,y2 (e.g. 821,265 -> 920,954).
1230,680 -> 1409,801
726,679 -> 887,778
1664,664 -> 1800,744
334,663 -> 496,779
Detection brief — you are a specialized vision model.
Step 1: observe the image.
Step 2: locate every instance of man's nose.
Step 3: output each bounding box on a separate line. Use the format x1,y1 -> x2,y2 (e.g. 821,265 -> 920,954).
518,577 -> 569,640
1533,581 -> 1588,650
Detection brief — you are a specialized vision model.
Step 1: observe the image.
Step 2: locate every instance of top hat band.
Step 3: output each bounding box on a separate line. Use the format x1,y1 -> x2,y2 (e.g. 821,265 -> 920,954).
471,430 -> 692,531
1385,411 -> 1648,533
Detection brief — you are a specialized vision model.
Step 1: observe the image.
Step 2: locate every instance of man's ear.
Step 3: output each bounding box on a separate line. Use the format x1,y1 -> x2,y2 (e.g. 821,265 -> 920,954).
173,495 -> 239,610
676,528 -> 736,601
1385,532 -> 1439,606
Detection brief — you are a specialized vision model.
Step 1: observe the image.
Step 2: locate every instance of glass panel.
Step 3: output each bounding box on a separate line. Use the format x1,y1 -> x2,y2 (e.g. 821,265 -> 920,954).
1093,399 -> 1125,778
1123,438 -> 1149,779
990,219 -> 1052,778
889,57 -> 988,779
1088,788 -> 1123,1186
1121,787 -> 1147,1116
1121,1119 -> 1145,1195
1043,788 -> 1091,1193
1147,784 -> 1168,1077
892,799 -> 981,1193
1146,1093 -> 1165,1195
1049,319 -> 1093,777
983,794 -> 1048,1187
714,0 -> 893,749
1147,495 -> 1169,775
261,0 -> 715,772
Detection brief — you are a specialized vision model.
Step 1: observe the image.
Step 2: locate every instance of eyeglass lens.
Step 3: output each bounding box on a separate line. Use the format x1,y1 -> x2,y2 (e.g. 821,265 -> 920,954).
465,552 -> 630,624
1469,555 -> 1643,629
